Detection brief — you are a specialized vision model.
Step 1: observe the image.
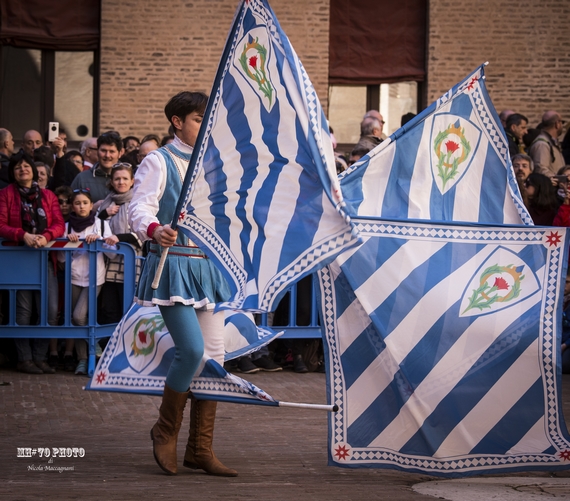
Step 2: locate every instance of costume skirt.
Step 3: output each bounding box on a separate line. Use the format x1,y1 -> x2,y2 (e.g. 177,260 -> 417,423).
135,243 -> 231,309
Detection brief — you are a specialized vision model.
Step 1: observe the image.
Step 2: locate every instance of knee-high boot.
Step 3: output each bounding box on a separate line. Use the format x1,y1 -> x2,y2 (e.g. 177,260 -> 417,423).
183,396 -> 238,476
150,384 -> 189,475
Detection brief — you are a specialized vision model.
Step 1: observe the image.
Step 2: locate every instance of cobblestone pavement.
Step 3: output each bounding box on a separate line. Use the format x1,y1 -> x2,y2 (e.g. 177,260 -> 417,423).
1,368 -> 569,501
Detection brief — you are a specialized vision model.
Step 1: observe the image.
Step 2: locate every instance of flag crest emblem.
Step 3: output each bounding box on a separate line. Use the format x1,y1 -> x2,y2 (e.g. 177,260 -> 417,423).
124,308 -> 173,373
460,247 -> 540,317
431,114 -> 480,193
237,31 -> 274,110
131,314 -> 163,357
462,264 -> 525,314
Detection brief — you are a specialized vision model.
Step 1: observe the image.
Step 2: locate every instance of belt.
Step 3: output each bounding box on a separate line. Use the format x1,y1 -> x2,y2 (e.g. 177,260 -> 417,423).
149,242 -> 207,258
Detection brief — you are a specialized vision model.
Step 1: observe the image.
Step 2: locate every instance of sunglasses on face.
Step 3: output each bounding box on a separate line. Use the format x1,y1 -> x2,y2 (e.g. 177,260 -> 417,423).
112,162 -> 132,170
58,198 -> 70,205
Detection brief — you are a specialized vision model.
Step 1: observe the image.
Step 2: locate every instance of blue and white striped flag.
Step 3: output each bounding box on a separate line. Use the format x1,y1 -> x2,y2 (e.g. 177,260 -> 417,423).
318,218 -> 570,476
176,0 -> 359,312
339,65 -> 532,225
85,303 -> 282,402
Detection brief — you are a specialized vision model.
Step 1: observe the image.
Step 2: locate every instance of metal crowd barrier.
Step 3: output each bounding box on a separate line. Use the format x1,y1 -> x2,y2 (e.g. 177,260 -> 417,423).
0,239 -> 320,375
259,275 -> 321,338
0,239 -> 138,375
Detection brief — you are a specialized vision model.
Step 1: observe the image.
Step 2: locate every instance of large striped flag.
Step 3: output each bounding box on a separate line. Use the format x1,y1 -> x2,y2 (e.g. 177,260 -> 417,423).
318,217 -> 570,476
339,64 -> 532,225
175,0 -> 359,312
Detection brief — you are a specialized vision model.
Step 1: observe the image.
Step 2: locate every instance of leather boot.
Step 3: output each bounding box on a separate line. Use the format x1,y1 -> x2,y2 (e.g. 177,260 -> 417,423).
183,396 -> 238,476
150,384 -> 189,475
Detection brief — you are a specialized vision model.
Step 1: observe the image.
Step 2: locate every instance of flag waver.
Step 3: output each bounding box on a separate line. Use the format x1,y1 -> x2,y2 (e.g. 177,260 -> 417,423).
175,0 -> 359,312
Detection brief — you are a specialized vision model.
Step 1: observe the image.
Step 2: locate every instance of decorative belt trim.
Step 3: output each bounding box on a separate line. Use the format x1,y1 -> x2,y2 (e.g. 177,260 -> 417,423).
149,242 -> 207,258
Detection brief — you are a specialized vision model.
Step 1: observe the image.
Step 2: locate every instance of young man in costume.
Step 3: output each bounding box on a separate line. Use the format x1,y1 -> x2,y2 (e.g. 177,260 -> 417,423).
129,91 -> 237,477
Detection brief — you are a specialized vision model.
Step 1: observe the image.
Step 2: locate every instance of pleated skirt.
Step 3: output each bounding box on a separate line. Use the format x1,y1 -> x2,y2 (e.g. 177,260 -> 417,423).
135,243 -> 231,309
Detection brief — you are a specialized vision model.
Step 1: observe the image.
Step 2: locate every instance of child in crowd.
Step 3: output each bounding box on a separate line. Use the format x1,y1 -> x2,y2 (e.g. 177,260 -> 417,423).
57,188 -> 115,375
47,185 -> 75,370
54,186 -> 73,222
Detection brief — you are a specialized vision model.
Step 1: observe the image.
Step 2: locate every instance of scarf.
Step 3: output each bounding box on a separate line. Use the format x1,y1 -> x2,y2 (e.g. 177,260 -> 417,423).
17,182 -> 47,234
97,189 -> 133,235
69,210 -> 97,234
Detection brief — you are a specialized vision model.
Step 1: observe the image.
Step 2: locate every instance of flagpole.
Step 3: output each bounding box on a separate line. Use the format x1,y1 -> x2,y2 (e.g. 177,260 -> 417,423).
152,0 -> 246,290
278,402 -> 339,412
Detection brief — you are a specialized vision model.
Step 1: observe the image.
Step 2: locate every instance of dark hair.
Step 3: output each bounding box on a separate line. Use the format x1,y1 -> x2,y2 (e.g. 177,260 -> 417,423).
122,136 -> 140,149
557,165 -> 570,176
141,134 -> 161,147
349,144 -> 372,163
119,148 -> 139,168
161,135 -> 174,146
164,91 -> 208,127
33,145 -> 55,168
523,128 -> 542,149
63,149 -> 83,162
511,153 -> 534,171
8,151 -> 38,184
55,185 -> 73,199
401,112 -> 416,127
506,113 -> 528,130
97,131 -> 123,152
525,173 -> 559,211
71,188 -> 93,203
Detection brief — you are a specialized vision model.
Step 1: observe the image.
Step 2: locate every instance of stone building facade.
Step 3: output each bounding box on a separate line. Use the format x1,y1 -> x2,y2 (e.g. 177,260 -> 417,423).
99,0 -> 569,138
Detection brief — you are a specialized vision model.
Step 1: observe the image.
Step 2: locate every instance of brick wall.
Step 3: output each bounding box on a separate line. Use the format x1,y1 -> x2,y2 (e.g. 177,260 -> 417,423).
427,0 -> 570,128
101,0 -> 570,137
99,0 -> 330,138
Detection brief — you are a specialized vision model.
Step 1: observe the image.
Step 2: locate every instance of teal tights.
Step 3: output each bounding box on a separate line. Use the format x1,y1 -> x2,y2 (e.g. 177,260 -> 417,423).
159,304 -> 204,393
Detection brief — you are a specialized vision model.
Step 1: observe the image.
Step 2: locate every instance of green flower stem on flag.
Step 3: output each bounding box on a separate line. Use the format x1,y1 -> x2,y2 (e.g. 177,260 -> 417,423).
239,37 -> 273,106
463,264 -> 524,313
433,123 -> 471,191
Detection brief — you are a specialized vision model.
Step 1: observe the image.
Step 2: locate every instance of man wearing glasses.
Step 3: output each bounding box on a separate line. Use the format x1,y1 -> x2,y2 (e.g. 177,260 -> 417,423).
80,137 -> 100,170
71,132 -> 124,202
363,109 -> 387,140
529,110 -> 566,177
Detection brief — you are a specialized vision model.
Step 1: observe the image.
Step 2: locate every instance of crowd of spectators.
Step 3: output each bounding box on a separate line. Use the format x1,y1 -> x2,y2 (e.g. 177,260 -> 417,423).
0,126 -> 324,375
1,106 -> 568,375
0,128 -> 169,374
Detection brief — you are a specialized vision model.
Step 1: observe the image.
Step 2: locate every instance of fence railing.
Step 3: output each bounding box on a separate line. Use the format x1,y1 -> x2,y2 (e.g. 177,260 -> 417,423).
0,240 -> 320,375
260,275 -> 321,338
0,239 -> 138,375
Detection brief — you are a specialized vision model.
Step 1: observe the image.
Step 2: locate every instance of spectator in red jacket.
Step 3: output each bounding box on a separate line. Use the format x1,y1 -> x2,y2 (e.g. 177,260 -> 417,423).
0,151 -> 65,374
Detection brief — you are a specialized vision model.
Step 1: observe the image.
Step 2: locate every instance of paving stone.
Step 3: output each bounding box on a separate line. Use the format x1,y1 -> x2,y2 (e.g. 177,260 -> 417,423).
1,368 -> 569,500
